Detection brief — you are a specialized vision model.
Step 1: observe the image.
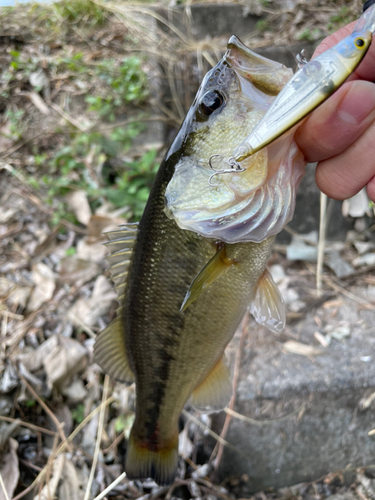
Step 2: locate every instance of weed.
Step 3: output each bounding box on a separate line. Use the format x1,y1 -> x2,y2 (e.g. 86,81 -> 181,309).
256,19 -> 269,32
71,404 -> 85,424
53,0 -> 107,27
296,27 -> 321,42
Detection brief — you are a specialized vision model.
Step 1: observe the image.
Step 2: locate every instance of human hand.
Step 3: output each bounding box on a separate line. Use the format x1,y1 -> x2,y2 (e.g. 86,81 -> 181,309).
294,21 -> 375,202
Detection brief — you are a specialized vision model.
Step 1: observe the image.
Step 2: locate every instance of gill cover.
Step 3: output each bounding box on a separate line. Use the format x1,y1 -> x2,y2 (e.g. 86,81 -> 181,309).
165,36 -> 305,243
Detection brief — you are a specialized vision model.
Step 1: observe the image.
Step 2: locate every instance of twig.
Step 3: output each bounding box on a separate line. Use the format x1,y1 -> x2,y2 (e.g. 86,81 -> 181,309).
0,416 -> 56,436
11,396 -> 115,500
91,472 -> 126,500
306,263 -> 375,309
224,403 -> 306,426
84,375 -> 110,500
181,410 -> 246,457
48,101 -> 88,132
18,372 -> 71,452
0,472 -> 10,500
211,315 -> 248,475
57,396 -> 115,455
317,192 -> 327,296
0,131 -> 47,160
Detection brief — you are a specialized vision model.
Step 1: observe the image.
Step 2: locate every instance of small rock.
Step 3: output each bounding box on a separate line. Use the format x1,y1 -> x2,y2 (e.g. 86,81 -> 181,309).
353,253 -> 375,267
286,233 -> 318,262
326,250 -> 354,278
353,241 -> 375,255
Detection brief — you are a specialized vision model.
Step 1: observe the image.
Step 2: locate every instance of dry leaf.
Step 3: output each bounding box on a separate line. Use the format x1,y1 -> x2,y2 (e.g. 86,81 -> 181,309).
68,275 -> 117,328
21,335 -> 59,372
33,454 -> 65,500
58,256 -> 100,287
43,336 -> 88,390
0,438 -> 19,500
65,190 -> 92,226
87,214 -> 123,238
283,340 -> 322,357
76,237 -> 108,263
314,331 -> 330,348
59,456 -> 84,500
27,262 -> 56,312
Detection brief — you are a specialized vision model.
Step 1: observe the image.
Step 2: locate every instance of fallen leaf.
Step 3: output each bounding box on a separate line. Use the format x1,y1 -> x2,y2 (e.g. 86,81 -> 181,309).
58,256 -> 100,287
87,215 -> 123,238
59,456 -> 84,500
69,275 -> 117,328
27,263 -> 56,312
283,341 -> 322,357
21,335 -> 59,373
65,190 -> 92,226
62,379 -> 87,403
0,438 -> 19,500
43,336 -> 88,390
33,454 -> 65,500
76,237 -> 108,264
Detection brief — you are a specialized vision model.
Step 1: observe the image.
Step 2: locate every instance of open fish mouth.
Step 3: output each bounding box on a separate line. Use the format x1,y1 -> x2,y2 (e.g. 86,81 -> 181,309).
164,36 -> 306,243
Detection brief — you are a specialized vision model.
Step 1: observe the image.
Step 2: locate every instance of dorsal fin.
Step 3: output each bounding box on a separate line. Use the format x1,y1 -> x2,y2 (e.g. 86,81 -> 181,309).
94,223 -> 138,384
104,223 -> 138,297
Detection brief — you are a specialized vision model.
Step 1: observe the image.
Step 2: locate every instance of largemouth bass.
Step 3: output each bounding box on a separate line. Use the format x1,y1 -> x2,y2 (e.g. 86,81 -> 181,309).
94,36 -> 306,485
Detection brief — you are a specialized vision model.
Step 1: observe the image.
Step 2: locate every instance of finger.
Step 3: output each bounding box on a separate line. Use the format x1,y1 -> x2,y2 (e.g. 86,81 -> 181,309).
295,80 -> 375,162
366,175 -> 375,203
314,112 -> 375,200
313,21 -> 375,82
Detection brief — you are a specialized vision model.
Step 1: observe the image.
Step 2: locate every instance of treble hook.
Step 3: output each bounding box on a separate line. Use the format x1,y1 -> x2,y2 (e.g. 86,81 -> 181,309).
296,49 -> 308,69
208,155 -> 245,187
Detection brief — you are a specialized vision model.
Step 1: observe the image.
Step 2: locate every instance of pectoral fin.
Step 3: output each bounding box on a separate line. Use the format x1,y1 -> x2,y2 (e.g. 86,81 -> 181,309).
180,245 -> 235,312
249,269 -> 285,333
190,356 -> 232,413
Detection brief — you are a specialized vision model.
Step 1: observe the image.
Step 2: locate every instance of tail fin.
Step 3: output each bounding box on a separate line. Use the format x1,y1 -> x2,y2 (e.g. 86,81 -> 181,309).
125,431 -> 179,485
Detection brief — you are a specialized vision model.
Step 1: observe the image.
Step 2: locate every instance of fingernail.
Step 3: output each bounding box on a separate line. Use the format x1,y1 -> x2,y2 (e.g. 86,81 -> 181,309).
337,84 -> 375,125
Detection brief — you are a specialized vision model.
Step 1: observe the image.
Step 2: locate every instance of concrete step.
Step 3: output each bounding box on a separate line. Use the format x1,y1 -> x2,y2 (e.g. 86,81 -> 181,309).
212,288 -> 375,493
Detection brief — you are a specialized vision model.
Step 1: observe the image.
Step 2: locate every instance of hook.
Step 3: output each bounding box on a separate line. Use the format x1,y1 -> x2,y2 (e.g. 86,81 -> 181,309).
208,155 -> 245,187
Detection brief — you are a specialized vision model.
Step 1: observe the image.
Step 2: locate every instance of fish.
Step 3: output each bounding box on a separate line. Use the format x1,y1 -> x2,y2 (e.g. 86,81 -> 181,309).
94,35 -> 307,485
233,3 -> 375,163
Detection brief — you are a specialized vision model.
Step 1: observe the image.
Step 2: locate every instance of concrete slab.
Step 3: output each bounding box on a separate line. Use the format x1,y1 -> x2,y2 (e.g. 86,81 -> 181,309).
213,286 -> 375,493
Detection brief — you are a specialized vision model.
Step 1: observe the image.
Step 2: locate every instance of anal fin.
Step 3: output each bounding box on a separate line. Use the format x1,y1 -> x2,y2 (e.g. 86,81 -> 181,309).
190,356 -> 232,413
181,245 -> 235,312
250,268 -> 285,333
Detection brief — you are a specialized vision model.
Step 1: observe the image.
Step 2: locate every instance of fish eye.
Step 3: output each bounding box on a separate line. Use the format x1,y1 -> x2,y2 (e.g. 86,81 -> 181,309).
355,37 -> 366,49
197,90 -> 225,120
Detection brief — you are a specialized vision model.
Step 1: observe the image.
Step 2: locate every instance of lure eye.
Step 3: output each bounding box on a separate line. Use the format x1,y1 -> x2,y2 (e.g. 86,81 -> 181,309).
197,90 -> 225,120
355,37 -> 366,49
